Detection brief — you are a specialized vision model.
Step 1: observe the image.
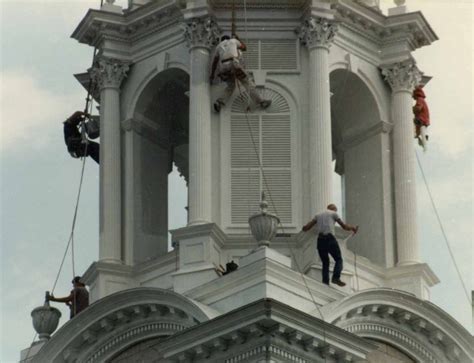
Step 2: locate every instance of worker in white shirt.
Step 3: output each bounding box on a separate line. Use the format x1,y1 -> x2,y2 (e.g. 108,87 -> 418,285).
210,34 -> 271,112
302,204 -> 358,287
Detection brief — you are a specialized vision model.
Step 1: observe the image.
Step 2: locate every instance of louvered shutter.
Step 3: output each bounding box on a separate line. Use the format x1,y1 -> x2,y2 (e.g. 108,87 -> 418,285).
261,114 -> 292,223
241,39 -> 298,71
230,114 -> 261,224
230,90 -> 292,225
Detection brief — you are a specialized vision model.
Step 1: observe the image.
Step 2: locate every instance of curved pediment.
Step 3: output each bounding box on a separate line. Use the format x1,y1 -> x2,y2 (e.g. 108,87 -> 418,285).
32,288 -> 214,363
325,288 -> 474,363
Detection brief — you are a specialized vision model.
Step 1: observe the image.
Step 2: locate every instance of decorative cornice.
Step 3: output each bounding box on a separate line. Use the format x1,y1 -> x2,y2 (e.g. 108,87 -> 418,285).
71,0 -> 182,47
345,322 -> 437,362
327,289 -> 474,363
89,58 -> 130,90
32,288 -> 212,363
158,299 -> 376,362
381,59 -> 422,92
182,16 -> 221,50
296,16 -> 339,50
332,1 -> 438,50
209,0 -> 308,9
386,263 -> 440,287
170,223 -> 227,248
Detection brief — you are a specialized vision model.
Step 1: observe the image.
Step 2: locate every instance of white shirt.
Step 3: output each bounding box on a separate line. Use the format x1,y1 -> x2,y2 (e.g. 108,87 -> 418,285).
312,210 -> 340,235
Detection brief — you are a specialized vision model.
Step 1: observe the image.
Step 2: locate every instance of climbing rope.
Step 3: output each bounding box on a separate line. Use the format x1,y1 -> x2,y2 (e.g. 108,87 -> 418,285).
415,150 -> 472,304
233,1 -> 331,357
24,4 -> 101,356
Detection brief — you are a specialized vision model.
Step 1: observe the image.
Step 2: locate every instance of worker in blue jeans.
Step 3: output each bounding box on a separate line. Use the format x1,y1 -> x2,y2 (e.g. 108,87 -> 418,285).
302,204 -> 358,286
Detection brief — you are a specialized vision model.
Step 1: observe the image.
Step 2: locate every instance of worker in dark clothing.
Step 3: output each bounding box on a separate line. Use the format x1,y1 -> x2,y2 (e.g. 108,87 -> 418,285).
302,204 -> 358,287
64,111 -> 100,164
48,276 -> 89,319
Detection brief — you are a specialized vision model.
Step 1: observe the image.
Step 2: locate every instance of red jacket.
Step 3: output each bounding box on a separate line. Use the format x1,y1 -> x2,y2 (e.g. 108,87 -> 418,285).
413,87 -> 430,126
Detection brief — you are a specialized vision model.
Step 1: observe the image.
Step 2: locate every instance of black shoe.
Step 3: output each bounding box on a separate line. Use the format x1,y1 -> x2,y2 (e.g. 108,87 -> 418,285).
331,279 -> 346,287
214,101 -> 223,113
259,100 -> 272,109
322,281 -> 329,286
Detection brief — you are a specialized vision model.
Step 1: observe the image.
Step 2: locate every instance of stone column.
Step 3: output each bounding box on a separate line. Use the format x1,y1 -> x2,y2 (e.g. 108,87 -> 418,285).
183,17 -> 220,225
298,17 -> 338,214
90,58 -> 129,263
382,60 -> 422,266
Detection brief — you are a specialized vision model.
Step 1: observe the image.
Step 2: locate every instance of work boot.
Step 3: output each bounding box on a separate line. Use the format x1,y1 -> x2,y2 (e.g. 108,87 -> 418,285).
214,100 -> 224,113
259,100 -> 272,109
331,279 -> 346,287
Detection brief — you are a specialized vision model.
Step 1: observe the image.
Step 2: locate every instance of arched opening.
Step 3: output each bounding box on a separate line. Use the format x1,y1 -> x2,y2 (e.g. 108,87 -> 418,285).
130,68 -> 189,264
330,69 -> 394,267
227,87 -> 294,228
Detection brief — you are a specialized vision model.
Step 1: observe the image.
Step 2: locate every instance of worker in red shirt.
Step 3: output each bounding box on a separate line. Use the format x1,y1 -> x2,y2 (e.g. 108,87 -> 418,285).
412,86 -> 430,151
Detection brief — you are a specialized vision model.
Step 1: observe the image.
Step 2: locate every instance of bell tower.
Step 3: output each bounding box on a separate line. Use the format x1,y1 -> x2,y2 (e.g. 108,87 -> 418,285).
22,2 -> 474,363
68,0 -> 440,302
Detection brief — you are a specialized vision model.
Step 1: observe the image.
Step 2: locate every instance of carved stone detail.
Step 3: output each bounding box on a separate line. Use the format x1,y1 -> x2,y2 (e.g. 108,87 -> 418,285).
89,58 -> 130,90
183,17 -> 220,49
381,60 -> 422,92
297,17 -> 338,50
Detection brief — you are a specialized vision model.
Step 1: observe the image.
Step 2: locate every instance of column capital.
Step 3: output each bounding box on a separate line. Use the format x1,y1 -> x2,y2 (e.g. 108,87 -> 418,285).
297,16 -> 338,50
381,60 -> 422,92
90,58 -> 130,90
183,16 -> 220,50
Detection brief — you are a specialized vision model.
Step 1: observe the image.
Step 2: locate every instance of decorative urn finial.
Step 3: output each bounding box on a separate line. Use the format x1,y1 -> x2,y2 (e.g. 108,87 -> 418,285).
394,0 -> 406,6
31,292 -> 62,341
248,192 -> 280,247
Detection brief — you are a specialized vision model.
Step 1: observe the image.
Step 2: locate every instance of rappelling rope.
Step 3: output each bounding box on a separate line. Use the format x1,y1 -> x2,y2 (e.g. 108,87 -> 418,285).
415,150 -> 472,304
24,10 -> 101,359
233,0 -> 331,357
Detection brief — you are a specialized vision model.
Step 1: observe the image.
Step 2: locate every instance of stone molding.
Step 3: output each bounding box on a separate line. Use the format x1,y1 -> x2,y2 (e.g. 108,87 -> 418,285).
182,16 -> 220,50
209,0 -> 307,9
386,263 -> 440,287
185,248 -> 345,311
326,289 -> 474,363
72,0 -> 182,46
381,59 -> 422,92
82,260 -> 133,284
31,288 -> 212,363
332,1 -> 438,49
89,58 -> 130,90
157,299 -> 376,362
297,16 -> 339,50
170,223 -> 227,248
345,322 -> 436,362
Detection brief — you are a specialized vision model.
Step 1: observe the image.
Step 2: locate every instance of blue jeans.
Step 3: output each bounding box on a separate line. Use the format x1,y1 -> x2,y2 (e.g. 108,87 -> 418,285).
317,234 -> 343,284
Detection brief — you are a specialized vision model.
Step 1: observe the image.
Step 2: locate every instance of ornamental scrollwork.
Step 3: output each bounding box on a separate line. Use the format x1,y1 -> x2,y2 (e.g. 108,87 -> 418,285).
182,17 -> 221,49
381,60 -> 422,92
296,17 -> 338,50
89,58 -> 130,90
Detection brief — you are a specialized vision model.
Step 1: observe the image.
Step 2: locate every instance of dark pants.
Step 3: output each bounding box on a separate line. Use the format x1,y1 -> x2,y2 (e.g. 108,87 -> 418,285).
67,138 -> 100,164
317,234 -> 343,284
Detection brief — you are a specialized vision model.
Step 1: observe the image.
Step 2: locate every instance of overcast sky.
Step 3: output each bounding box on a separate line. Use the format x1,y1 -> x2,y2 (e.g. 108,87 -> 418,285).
0,0 -> 472,362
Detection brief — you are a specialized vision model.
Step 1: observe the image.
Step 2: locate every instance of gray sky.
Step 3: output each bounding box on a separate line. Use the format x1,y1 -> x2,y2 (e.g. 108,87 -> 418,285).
0,0 -> 472,362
